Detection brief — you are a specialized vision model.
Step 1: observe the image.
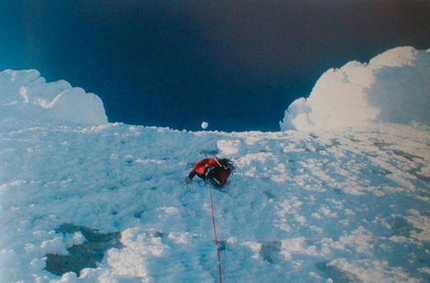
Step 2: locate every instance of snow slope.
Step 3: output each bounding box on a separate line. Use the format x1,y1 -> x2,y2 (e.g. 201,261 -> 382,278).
1,47 -> 430,282
2,121 -> 430,283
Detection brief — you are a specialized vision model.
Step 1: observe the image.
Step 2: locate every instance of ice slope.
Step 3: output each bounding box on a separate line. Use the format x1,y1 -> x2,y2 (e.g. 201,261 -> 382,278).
1,119 -> 430,282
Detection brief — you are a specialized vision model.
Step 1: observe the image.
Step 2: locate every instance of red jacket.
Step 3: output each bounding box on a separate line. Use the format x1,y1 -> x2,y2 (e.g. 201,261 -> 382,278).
188,158 -> 234,187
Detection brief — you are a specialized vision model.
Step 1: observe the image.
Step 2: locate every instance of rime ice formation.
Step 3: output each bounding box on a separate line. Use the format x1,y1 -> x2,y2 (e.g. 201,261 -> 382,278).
281,47 -> 430,131
0,69 -> 107,125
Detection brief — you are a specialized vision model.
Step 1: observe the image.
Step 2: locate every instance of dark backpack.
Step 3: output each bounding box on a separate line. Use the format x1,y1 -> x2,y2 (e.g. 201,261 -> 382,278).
218,158 -> 235,171
206,158 -> 235,187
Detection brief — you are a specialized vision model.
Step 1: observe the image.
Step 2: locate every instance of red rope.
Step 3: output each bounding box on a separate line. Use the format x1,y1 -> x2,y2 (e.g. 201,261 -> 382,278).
208,185 -> 224,283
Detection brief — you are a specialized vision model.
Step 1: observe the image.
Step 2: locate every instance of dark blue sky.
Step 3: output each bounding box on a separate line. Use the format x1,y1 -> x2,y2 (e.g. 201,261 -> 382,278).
1,0 -> 429,131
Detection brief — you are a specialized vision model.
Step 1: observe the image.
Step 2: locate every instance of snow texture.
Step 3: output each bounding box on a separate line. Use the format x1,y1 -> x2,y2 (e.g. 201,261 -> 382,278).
280,46 -> 430,131
1,47 -> 430,283
0,69 -> 107,125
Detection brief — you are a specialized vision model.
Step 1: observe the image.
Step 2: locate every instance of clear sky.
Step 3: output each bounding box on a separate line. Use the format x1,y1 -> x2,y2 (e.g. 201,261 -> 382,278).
1,0 -> 429,131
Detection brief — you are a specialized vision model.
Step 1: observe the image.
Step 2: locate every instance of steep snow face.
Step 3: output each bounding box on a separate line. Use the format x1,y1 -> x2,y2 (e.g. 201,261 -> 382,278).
280,47 -> 430,131
0,69 -> 108,125
1,119 -> 430,282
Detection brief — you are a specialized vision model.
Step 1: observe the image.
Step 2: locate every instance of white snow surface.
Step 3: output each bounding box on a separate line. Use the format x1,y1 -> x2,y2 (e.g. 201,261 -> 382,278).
0,69 -> 107,125
1,47 -> 430,282
280,46 -> 430,131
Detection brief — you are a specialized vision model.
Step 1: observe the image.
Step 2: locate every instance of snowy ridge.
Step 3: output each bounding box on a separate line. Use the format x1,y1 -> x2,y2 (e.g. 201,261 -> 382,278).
281,46 -> 430,131
1,120 -> 430,282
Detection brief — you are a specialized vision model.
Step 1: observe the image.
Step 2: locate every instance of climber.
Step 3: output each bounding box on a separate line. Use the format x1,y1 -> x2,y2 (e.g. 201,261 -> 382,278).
186,157 -> 235,187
